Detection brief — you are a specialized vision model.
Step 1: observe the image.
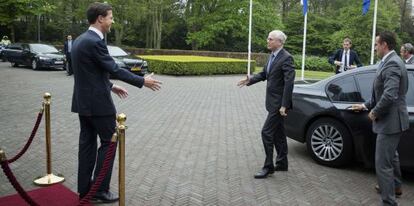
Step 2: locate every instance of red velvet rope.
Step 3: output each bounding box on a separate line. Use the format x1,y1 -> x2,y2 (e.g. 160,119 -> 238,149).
7,110 -> 44,164
78,141 -> 117,206
0,161 -> 40,206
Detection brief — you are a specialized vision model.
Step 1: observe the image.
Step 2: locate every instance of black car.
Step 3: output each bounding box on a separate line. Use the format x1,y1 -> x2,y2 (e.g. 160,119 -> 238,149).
3,43 -> 65,70
107,45 -> 148,76
285,65 -> 414,170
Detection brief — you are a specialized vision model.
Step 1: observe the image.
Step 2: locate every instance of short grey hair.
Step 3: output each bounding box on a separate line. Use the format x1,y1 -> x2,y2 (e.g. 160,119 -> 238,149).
402,43 -> 414,54
269,30 -> 287,44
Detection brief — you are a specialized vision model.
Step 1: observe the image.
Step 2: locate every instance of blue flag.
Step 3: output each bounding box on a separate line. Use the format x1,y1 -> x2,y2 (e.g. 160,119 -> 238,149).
362,0 -> 370,15
301,0 -> 308,15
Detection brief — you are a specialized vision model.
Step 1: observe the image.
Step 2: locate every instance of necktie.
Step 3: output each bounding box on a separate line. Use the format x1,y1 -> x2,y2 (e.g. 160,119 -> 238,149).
267,54 -> 275,74
344,51 -> 348,71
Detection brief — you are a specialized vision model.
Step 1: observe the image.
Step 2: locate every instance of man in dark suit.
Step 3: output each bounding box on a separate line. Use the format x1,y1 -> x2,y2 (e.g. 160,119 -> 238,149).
328,37 -> 363,74
64,35 -> 73,75
72,2 -> 162,203
352,31 -> 408,206
400,43 -> 414,64
238,30 -> 295,179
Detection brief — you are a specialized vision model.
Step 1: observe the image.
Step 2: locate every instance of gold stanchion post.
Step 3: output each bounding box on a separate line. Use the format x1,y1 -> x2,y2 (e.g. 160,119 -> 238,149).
34,93 -> 65,186
0,149 -> 6,162
117,113 -> 127,206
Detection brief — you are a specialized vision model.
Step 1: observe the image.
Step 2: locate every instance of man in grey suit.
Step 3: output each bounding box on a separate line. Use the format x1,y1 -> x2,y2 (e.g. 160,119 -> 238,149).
400,43 -> 414,64
238,30 -> 295,179
352,31 -> 409,206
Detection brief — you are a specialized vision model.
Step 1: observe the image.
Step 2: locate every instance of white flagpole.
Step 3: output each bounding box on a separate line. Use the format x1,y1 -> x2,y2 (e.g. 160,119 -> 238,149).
370,0 -> 378,65
301,9 -> 307,80
247,0 -> 253,75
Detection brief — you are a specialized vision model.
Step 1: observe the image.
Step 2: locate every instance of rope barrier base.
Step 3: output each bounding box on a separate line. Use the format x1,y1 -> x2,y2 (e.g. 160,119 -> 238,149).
0,184 -> 93,206
33,173 -> 65,186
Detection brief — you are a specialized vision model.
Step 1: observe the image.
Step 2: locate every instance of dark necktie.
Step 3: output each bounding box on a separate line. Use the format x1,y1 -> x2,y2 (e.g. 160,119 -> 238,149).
267,54 -> 276,74
344,51 -> 348,71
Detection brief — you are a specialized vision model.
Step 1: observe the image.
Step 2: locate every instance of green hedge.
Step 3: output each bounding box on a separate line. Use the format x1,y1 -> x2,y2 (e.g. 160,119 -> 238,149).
292,55 -> 334,72
138,55 -> 256,75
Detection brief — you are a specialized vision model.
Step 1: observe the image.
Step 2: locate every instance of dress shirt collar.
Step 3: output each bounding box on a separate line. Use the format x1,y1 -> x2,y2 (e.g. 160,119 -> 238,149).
406,55 -> 413,63
381,50 -> 395,62
88,26 -> 104,40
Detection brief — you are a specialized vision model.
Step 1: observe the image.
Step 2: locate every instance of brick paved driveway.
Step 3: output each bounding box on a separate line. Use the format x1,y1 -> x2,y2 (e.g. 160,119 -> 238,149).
0,62 -> 413,206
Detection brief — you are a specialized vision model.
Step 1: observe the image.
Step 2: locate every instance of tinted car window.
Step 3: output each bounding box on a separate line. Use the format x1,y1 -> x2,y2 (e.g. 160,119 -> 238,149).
355,72 -> 375,102
327,76 -> 361,102
30,44 -> 58,53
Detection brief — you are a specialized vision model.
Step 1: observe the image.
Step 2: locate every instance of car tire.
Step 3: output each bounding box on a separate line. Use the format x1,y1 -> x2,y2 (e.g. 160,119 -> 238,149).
306,118 -> 353,167
31,59 -> 38,70
11,62 -> 18,67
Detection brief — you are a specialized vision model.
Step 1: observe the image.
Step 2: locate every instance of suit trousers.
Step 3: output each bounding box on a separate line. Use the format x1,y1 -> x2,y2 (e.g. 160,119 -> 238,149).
261,111 -> 288,169
78,115 -> 117,197
66,53 -> 73,74
375,133 -> 402,206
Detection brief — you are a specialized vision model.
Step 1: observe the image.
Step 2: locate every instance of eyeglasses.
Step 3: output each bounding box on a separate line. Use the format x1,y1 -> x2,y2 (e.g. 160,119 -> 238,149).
267,38 -> 280,42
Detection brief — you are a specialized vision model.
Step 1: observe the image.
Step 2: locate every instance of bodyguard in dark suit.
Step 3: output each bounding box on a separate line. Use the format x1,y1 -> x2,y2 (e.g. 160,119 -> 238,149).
328,38 -> 363,74
64,35 -> 73,75
352,31 -> 408,206
72,2 -> 161,203
238,30 -> 295,179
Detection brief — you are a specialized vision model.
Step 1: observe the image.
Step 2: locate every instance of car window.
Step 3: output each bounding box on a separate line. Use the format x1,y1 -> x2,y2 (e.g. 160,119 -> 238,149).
407,72 -> 414,106
8,44 -> 22,50
355,72 -> 375,102
107,46 -> 128,57
326,76 -> 361,102
30,44 -> 58,53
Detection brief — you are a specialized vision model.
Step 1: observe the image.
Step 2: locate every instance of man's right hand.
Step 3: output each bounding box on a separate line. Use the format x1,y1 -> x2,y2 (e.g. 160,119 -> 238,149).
237,76 -> 250,88
144,73 -> 162,91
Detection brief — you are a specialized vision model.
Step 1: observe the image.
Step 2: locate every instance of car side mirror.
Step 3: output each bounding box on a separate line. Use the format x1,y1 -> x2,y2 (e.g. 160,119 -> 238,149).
23,49 -> 30,53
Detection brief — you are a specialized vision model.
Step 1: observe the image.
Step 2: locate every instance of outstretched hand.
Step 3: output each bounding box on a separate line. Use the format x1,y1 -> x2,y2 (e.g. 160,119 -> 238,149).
237,75 -> 250,88
111,84 -> 128,99
144,72 -> 162,91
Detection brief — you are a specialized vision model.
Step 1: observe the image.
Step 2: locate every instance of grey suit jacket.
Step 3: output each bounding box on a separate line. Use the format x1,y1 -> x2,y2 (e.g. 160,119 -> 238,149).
365,51 -> 409,134
247,48 -> 295,113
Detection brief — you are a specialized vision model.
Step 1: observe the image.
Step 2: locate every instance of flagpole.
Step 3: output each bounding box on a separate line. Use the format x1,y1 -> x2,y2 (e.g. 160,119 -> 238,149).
301,11 -> 307,80
370,0 -> 378,65
247,0 -> 253,75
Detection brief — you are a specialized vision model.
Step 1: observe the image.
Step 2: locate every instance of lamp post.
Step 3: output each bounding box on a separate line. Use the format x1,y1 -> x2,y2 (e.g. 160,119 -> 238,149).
37,14 -> 40,43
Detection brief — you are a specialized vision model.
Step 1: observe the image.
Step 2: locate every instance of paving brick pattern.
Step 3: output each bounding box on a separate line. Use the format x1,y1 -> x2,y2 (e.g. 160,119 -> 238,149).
0,62 -> 413,206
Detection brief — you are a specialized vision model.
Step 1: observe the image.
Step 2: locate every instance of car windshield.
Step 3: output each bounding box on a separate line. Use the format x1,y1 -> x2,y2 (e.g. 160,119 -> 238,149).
107,46 -> 128,57
30,44 -> 59,53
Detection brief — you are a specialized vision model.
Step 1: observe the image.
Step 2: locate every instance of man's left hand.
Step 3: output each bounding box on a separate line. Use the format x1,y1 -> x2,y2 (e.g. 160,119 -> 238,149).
279,106 -> 287,116
111,84 -> 128,99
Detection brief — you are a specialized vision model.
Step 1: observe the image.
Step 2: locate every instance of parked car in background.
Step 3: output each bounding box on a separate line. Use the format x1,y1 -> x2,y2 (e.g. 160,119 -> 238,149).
107,45 -> 148,76
285,65 -> 414,171
3,43 -> 65,70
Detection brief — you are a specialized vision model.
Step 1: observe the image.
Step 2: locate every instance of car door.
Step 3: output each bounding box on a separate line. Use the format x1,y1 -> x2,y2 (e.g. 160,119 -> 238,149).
21,44 -> 32,66
326,73 -> 377,166
398,71 -> 414,168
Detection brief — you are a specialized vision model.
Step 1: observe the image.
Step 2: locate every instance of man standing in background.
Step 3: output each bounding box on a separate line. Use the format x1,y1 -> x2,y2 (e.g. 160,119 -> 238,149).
64,35 -> 73,75
400,43 -> 414,64
329,37 -> 363,74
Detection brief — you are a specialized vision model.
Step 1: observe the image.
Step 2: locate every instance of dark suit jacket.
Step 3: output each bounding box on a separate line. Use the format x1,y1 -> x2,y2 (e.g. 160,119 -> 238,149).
71,30 -> 144,116
364,51 -> 409,134
247,48 -> 295,112
328,49 -> 362,72
64,40 -> 72,55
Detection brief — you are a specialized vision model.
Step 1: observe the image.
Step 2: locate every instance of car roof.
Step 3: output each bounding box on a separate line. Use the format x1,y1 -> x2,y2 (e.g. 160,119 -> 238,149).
307,64 -> 414,88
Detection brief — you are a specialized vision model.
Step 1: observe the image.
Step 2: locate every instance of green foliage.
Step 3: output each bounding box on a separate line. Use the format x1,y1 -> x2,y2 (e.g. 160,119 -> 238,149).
139,55 -> 256,75
292,55 -> 334,72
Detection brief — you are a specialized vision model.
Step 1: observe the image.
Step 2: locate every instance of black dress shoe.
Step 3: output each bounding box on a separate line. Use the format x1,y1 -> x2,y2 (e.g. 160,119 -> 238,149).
274,165 -> 288,171
375,185 -> 402,198
91,191 -> 119,203
254,168 -> 274,179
